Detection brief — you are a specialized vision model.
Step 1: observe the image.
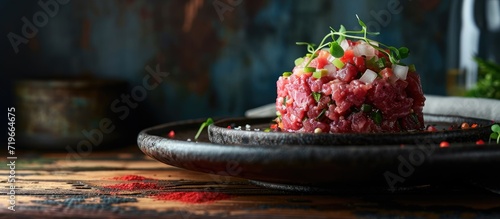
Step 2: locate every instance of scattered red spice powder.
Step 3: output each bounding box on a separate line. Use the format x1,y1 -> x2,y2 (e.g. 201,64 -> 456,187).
112,175 -> 151,181
105,182 -> 161,191
152,192 -> 232,203
476,139 -> 485,145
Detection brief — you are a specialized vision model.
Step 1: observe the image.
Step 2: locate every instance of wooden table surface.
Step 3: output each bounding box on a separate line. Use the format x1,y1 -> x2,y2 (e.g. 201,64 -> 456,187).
2,145 -> 500,219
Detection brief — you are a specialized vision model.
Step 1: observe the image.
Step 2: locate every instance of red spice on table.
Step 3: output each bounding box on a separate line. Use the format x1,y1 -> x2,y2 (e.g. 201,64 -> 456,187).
476,139 -> 485,145
152,192 -> 232,203
105,182 -> 161,191
112,175 -> 151,181
106,176 -> 234,203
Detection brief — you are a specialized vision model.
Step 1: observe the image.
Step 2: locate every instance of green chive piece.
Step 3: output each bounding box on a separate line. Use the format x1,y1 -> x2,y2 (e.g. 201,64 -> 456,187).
333,59 -> 345,69
306,53 -> 318,59
313,69 -> 328,79
294,57 -> 304,66
282,72 -> 292,77
360,104 -> 372,113
304,67 -> 316,73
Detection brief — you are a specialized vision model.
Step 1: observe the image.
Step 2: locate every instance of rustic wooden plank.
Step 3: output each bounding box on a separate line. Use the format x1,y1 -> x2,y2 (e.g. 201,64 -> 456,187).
5,191 -> 500,219
3,146 -> 500,219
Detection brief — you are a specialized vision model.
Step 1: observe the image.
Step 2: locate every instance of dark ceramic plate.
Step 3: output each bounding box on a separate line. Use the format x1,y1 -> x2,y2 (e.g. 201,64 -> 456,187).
138,115 -> 500,191
208,114 -> 495,146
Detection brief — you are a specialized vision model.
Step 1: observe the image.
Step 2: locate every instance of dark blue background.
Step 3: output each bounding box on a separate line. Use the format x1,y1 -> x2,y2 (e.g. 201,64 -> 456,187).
1,0 -> 451,128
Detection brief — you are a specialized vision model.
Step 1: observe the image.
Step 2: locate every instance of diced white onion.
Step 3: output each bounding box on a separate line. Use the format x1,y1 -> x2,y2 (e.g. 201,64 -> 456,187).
392,64 -> 409,80
292,66 -> 304,76
340,39 -> 350,50
353,42 -> 376,58
324,64 -> 337,76
327,55 -> 335,63
359,69 -> 378,84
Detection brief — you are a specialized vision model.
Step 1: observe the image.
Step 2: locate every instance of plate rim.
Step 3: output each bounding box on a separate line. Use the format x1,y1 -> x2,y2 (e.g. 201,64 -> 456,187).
207,113 -> 495,146
137,115 -> 500,186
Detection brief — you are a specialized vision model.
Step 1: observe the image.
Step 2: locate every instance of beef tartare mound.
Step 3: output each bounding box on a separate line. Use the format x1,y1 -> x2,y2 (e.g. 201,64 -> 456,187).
275,17 -> 425,133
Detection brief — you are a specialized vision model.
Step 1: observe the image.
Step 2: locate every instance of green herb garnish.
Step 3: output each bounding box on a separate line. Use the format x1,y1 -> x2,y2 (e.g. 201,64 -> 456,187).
295,58 -> 304,66
329,41 -> 344,58
313,69 -> 327,79
371,110 -> 383,125
312,92 -> 321,103
408,64 -> 417,72
194,118 -> 214,141
304,67 -> 316,73
316,108 -> 327,120
360,104 -> 372,113
296,15 -> 409,67
491,124 -> 500,144
466,58 -> 500,99
333,58 -> 345,69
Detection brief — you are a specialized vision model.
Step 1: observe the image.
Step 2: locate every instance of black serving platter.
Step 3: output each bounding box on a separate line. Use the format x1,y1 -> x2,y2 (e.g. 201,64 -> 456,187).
208,114 -> 494,146
137,115 -> 500,191
137,116 -> 500,191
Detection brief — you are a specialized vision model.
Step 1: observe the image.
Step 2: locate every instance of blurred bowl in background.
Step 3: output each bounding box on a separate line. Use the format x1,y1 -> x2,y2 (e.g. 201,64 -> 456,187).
15,78 -> 129,150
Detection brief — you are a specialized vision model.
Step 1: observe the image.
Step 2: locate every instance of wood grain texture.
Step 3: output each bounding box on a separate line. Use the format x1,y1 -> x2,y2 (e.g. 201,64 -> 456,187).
2,145 -> 500,219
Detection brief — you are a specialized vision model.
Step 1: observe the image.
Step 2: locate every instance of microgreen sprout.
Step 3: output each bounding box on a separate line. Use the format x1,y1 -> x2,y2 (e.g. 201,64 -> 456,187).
194,118 -> 214,141
491,124 -> 500,144
296,15 -> 409,67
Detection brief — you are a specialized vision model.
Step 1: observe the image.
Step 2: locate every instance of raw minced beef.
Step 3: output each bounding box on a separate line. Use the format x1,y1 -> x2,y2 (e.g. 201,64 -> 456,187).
276,40 -> 425,133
